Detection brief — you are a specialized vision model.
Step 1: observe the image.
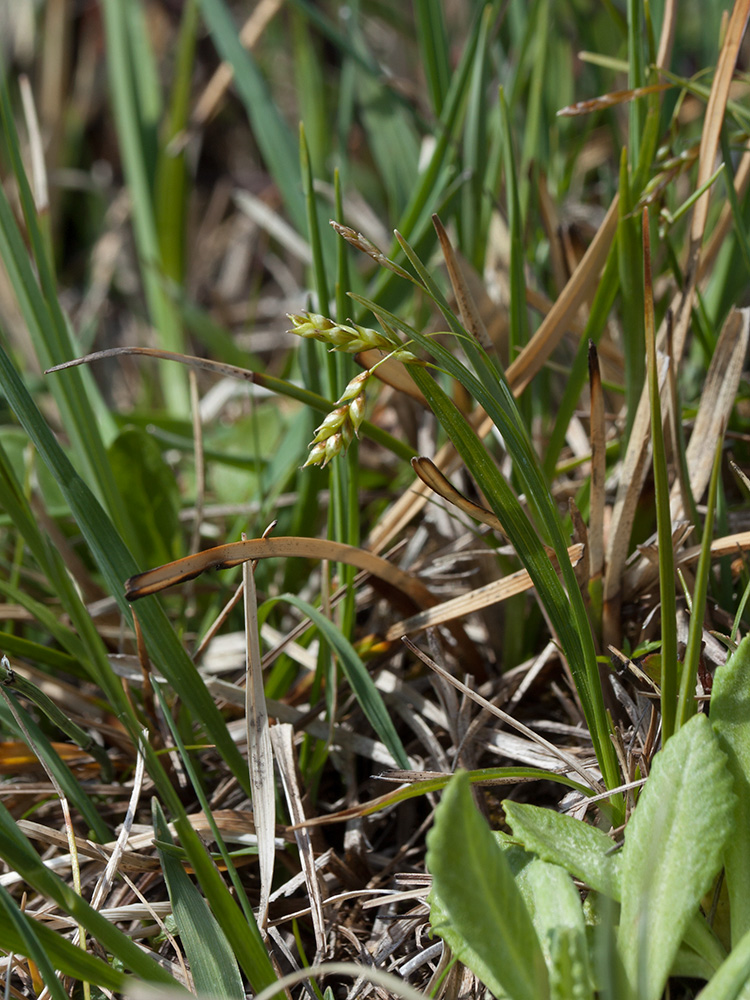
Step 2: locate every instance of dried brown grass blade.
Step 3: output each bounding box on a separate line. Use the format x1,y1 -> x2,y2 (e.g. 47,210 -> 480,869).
670,307 -> 750,517
557,84 -> 671,118
433,214 -> 493,351
126,535 -> 483,671
366,409 -> 494,554
411,456 -> 506,535
691,0 -> 750,247
125,536 -> 437,611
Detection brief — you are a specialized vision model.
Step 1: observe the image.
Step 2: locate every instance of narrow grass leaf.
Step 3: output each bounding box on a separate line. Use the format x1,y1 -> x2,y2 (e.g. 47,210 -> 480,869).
0,884 -> 69,1000
676,429 -> 723,728
617,714 -> 735,1000
426,772 -> 549,1000
0,336 -> 252,794
261,594 -> 409,769
0,886 -> 129,993
711,635 -> 750,946
101,0 -> 189,413
197,0 -> 304,231
643,209 -> 677,740
499,87 -> 529,364
153,800 -> 245,1000
414,0 -> 450,115
0,691 -> 110,841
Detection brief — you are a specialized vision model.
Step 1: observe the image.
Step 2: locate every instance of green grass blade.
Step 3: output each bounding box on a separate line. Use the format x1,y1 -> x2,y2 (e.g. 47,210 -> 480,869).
642,210 -> 677,741
0,335 -> 252,796
262,594 -> 409,769
404,361 -> 619,796
101,0 -> 189,413
460,11 -> 490,265
0,885 -> 130,994
676,432 -> 723,729
414,0 -> 450,115
197,0 -> 305,232
499,87 -> 529,368
153,800 -> 245,1000
155,0 -> 199,285
153,680 -> 255,924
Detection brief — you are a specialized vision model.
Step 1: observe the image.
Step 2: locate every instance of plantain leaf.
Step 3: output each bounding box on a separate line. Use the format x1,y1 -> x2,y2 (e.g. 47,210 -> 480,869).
426,772 -> 549,1000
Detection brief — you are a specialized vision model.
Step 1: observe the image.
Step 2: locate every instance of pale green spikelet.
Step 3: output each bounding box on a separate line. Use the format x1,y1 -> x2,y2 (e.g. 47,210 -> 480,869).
302,370 -> 372,468
287,310 -> 417,363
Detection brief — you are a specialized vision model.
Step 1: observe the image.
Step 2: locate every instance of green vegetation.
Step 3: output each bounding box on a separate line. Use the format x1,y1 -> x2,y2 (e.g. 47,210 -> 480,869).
0,1 -> 749,997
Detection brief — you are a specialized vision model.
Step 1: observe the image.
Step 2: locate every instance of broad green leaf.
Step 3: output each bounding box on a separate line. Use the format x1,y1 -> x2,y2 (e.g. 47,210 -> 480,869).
696,924 -> 750,1000
426,772 -> 549,1000
711,634 -> 750,945
153,800 -> 244,1000
513,855 -> 593,999
261,594 -> 408,769
504,800 -> 620,899
505,798 -> 725,976
617,713 -> 735,1000
108,427 -> 180,566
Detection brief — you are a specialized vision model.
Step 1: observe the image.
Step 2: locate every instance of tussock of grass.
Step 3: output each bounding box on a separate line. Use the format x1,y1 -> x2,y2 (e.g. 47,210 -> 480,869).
0,2 -> 749,998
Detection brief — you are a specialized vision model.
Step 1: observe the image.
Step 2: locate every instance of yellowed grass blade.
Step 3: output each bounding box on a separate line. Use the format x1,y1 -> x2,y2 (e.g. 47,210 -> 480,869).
385,544 -> 584,641
505,194 -> 619,395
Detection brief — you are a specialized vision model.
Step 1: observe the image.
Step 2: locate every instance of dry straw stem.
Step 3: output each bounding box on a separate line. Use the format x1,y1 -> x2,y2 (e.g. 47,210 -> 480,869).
669,307 -> 750,519
269,725 -> 326,959
403,638 -> 603,793
242,550 -> 274,930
